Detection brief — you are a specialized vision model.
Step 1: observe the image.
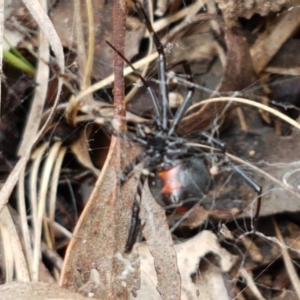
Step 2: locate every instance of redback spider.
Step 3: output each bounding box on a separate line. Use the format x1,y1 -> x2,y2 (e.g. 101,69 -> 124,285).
109,0 -> 262,252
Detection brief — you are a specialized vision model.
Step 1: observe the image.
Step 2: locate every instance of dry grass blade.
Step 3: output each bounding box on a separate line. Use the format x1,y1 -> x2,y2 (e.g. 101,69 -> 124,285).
48,147 -> 67,246
30,142 -> 50,234
0,218 -> 14,282
75,51 -> 158,102
161,0 -> 215,44
32,142 -> 62,281
182,96 -> 300,133
65,0 -> 95,125
239,268 -> 266,300
17,0 -> 50,156
83,0 -> 95,84
22,0 -> 64,71
42,145 -> 67,281
0,0 -> 65,213
0,154 -> 32,213
0,206 -> 30,281
17,164 -> 33,278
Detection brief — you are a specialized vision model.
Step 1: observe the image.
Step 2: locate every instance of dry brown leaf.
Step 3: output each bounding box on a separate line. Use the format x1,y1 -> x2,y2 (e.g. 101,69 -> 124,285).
133,230 -> 236,300
215,0 -> 293,19
0,281 -> 90,300
60,137 -> 140,299
181,98 -> 300,220
70,127 -> 101,176
267,39 -> 300,70
184,103 -> 300,219
272,217 -> 300,299
178,23 -> 256,135
140,183 -> 181,300
197,257 -> 232,300
250,5 -> 300,74
220,109 -> 300,217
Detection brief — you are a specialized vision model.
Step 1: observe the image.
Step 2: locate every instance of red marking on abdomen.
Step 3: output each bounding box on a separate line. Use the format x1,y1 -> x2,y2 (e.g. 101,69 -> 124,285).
175,206 -> 189,214
158,165 -> 182,195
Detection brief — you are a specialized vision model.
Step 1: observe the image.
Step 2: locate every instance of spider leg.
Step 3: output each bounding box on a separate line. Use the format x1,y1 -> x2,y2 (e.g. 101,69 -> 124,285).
136,124 -> 148,139
109,124 -> 148,147
106,40 -> 162,124
134,0 -> 169,131
168,62 -> 194,136
125,173 -> 147,252
166,148 -> 188,156
120,149 -> 153,183
200,131 -> 261,220
200,131 -> 226,152
226,159 -> 262,220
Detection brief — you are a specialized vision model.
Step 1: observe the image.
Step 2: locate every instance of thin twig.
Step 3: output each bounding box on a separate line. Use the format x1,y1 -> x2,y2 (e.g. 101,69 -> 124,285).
113,0 -> 127,121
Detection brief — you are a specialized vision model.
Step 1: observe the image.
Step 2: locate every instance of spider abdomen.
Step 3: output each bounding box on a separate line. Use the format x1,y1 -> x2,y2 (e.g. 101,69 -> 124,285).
148,157 -> 211,214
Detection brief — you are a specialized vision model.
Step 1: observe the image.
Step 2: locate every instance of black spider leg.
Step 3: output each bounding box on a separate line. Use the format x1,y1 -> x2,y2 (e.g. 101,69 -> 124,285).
120,148 -> 153,182
105,123 -> 147,252
105,41 -> 162,127
125,149 -> 166,252
119,124 -> 153,181
109,124 -> 148,148
168,62 -> 194,136
200,131 -> 262,222
134,0 -> 169,132
125,172 -> 147,252
200,131 -> 226,151
226,159 -> 262,221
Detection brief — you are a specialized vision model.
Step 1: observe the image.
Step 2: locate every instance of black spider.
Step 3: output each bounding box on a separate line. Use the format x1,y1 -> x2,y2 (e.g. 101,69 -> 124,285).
111,0 -> 262,252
